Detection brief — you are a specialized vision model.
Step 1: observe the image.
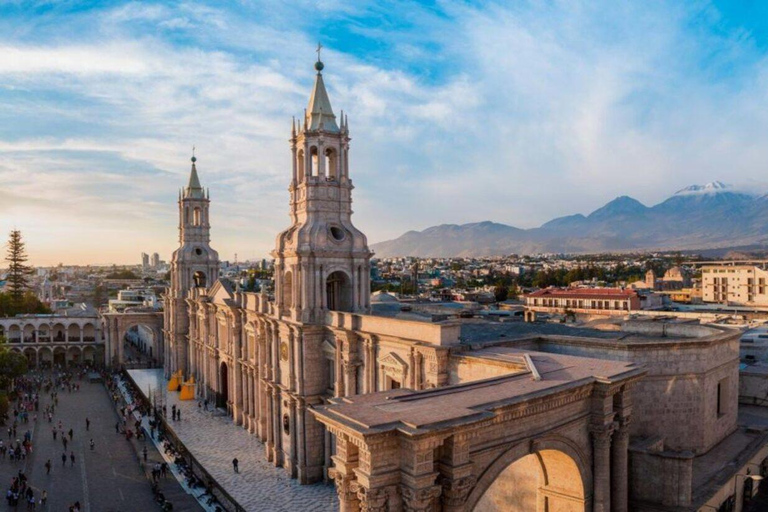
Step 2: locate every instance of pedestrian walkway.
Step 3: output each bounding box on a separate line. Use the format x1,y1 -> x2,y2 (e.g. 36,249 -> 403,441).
127,369 -> 338,512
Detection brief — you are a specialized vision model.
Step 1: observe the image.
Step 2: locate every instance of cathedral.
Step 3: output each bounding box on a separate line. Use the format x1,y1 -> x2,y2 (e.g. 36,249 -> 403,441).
161,56 -> 766,512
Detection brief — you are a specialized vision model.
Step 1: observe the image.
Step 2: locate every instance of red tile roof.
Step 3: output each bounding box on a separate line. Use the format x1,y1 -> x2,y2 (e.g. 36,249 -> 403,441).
526,287 -> 637,300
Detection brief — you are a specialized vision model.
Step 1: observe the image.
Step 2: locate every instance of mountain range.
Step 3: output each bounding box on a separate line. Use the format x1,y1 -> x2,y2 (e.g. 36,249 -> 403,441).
370,182 -> 768,257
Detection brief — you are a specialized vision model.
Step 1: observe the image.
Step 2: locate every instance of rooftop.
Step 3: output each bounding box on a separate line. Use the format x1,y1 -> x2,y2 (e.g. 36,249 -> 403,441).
314,347 -> 643,436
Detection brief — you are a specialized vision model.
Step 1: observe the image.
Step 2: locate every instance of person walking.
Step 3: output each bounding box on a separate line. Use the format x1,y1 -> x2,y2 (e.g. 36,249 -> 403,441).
142,446 -> 147,463
68,428 -> 73,441
62,437 -> 68,451
61,452 -> 66,467
85,418 -> 90,431
51,429 -> 56,441
89,439 -> 94,451
45,459 -> 51,475
232,457 -> 239,473
70,451 -> 75,467
115,421 -> 120,434
40,491 -> 46,507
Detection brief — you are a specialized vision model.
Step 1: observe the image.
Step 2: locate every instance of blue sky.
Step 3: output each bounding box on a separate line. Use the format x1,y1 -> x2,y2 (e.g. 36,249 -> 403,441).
2,1 -> 768,265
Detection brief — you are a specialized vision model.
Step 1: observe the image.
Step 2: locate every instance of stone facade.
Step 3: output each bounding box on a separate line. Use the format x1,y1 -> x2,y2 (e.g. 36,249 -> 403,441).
158,57 -> 768,512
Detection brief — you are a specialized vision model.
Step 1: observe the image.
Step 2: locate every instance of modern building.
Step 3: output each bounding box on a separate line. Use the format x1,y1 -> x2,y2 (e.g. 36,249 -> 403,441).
702,263 -> 768,306
151,252 -> 160,269
141,252 -> 149,269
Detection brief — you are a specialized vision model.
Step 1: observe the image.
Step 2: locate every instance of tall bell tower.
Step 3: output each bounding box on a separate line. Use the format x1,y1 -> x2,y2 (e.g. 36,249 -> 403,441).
165,153 -> 220,376
273,53 -> 372,323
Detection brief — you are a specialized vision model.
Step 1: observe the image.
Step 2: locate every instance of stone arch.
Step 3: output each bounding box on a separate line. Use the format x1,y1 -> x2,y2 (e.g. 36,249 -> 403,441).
37,323 -> 50,342
310,146 -> 319,176
23,347 -> 37,368
67,323 -> 81,342
7,324 -> 20,342
118,316 -> 164,366
38,347 -> 52,367
297,149 -> 305,182
83,346 -> 95,364
325,147 -> 337,179
467,435 -> 592,512
326,270 -> 353,312
82,323 -> 96,341
53,347 -> 66,367
52,322 -> 66,342
67,346 -> 82,366
23,324 -> 35,343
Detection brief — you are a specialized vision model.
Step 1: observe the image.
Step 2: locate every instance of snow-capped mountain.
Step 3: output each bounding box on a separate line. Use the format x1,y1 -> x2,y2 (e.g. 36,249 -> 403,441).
371,182 -> 768,257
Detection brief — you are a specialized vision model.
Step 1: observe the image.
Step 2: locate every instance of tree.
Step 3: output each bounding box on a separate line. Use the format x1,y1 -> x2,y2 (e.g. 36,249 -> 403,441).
5,230 -> 33,306
0,337 -> 27,391
508,282 -> 520,300
493,281 -> 509,302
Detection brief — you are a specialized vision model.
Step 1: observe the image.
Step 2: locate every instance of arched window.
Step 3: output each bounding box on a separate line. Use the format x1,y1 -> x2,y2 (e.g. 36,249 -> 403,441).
297,149 -> 305,182
193,207 -> 201,226
193,271 -> 207,288
310,146 -> 319,177
326,271 -> 353,312
325,148 -> 337,180
184,207 -> 189,223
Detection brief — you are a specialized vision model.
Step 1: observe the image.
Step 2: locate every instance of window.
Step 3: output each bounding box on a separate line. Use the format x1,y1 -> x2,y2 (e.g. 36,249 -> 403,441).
717,377 -> 728,417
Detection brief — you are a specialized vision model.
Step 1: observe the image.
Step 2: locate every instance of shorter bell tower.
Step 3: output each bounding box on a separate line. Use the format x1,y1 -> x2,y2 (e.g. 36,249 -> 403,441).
166,153 -> 220,375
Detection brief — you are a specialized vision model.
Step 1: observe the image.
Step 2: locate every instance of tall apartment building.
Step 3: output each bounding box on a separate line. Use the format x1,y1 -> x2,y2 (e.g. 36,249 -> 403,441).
151,252 -> 160,269
141,252 -> 149,269
702,263 -> 768,306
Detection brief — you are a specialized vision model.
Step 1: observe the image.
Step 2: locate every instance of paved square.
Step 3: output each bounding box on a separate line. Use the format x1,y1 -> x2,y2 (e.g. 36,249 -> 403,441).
0,372 -> 159,512
128,369 -> 338,512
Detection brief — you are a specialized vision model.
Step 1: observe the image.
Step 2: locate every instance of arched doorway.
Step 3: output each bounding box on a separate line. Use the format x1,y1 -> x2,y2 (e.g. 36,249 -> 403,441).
53,347 -> 66,367
472,447 -> 587,512
326,271 -> 353,312
218,362 -> 229,409
23,348 -> 36,368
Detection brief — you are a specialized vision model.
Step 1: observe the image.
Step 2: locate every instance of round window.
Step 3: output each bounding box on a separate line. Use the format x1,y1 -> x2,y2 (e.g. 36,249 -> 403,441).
329,226 -> 345,241
195,248 -> 203,256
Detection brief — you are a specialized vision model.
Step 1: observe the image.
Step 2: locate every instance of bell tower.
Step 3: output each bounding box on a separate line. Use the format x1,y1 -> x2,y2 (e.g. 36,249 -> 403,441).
273,53 -> 371,323
166,153 -> 220,375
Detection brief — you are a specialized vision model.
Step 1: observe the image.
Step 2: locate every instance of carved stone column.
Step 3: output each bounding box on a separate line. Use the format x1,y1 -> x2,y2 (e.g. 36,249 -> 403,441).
592,424 -> 614,512
329,434 -> 360,512
355,486 -> 390,512
401,485 -> 442,512
344,361 -> 358,397
612,417 -> 631,512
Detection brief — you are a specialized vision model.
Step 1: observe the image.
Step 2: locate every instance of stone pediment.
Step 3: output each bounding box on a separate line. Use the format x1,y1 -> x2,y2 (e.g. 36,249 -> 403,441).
380,352 -> 407,370
208,279 -> 234,305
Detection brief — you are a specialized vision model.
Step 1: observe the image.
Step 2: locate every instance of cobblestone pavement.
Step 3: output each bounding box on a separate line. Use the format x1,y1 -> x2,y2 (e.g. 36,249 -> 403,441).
0,371 -> 158,512
128,369 -> 339,512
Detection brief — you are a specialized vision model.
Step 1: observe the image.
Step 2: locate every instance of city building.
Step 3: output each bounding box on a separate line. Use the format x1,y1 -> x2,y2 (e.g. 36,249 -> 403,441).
0,308 -> 103,367
151,252 -> 160,269
141,252 -> 149,269
524,287 -> 663,316
702,263 -> 768,307
108,288 -> 160,313
150,58 -> 768,512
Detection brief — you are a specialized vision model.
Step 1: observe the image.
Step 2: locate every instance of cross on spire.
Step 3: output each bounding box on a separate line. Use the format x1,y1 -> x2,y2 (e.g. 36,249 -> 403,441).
316,42 -> 323,62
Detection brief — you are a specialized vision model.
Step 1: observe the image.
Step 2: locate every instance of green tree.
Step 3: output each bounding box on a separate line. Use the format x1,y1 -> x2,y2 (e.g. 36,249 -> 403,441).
508,282 -> 520,300
493,281 -> 509,302
5,230 -> 33,306
0,337 -> 27,391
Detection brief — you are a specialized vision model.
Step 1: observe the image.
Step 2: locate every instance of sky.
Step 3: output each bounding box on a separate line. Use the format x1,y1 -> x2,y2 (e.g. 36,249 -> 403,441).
3,1 -> 768,265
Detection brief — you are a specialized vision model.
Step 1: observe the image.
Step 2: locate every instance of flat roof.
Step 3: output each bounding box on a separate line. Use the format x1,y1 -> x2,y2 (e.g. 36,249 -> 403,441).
314,347 -> 643,435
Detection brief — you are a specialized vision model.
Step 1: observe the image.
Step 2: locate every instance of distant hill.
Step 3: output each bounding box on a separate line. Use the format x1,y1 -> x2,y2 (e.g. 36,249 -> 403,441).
371,182 -> 768,257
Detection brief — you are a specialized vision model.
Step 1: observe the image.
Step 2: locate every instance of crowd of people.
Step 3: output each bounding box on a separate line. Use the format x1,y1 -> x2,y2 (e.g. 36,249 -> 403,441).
1,367 -> 95,511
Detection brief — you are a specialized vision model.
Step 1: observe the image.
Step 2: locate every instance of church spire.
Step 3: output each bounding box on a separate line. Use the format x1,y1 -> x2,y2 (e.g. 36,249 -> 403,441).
306,43 -> 339,132
185,147 -> 204,199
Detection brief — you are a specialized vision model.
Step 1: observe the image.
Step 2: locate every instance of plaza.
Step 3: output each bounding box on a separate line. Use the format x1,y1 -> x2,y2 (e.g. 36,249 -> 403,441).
0,371 -> 159,511
126,369 -> 337,511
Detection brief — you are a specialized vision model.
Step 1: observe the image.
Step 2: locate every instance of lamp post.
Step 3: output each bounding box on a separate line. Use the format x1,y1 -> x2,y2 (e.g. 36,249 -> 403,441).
735,472 -> 763,508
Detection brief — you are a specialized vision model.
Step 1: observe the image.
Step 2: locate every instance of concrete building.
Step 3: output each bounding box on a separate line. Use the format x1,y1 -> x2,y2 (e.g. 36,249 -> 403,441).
141,252 -> 149,269
702,263 -> 768,307
156,57 -> 768,512
524,287 -> 664,316
0,311 -> 103,367
151,252 -> 160,269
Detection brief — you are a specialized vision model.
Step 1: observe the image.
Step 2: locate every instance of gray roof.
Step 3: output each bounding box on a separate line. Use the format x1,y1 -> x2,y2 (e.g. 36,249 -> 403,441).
306,71 -> 339,132
185,160 -> 204,199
